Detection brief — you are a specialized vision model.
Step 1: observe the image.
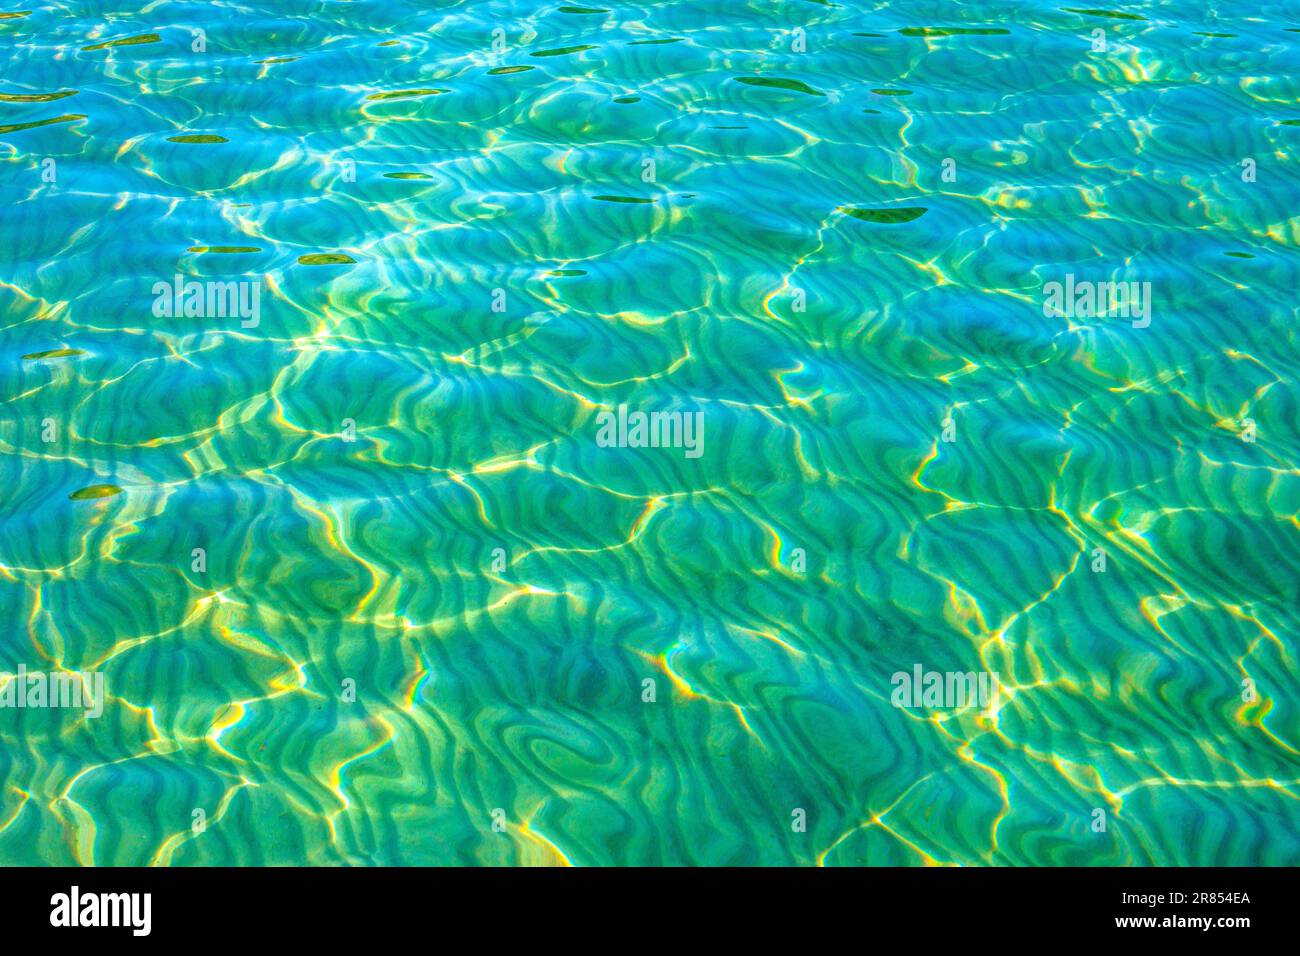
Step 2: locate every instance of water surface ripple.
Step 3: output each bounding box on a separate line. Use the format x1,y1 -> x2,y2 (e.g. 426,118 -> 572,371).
0,1 -> 1298,865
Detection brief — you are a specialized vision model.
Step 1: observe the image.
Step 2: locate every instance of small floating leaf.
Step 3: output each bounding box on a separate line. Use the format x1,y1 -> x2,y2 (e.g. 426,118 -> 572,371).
188,246 -> 261,254
1225,251 -> 1255,258
298,253 -> 356,265
1281,119 -> 1300,126
547,269 -> 586,276
82,33 -> 160,51
614,95 -> 640,103
900,27 -> 1009,36
871,88 -> 912,96
487,65 -> 535,74
0,113 -> 85,135
530,44 -> 597,57
593,195 -> 653,204
840,205 -> 928,224
0,90 -> 77,102
628,37 -> 682,45
23,348 -> 85,360
377,40 -> 399,47
256,55 -> 300,64
70,484 -> 123,500
167,133 -> 228,143
736,76 -> 824,96
366,88 -> 448,100
862,108 -> 881,114
0,12 -> 32,19
1062,8 -> 1146,20
853,32 -> 887,37
383,172 -> 431,179
558,5 -> 607,12
1193,31 -> 1236,37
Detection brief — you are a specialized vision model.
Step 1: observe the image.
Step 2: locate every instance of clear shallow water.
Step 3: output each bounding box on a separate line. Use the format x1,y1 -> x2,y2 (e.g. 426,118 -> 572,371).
1,1 -> 1298,866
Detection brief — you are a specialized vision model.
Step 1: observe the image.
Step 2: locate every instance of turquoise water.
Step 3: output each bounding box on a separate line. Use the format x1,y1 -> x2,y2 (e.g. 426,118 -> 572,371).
1,1 -> 1298,866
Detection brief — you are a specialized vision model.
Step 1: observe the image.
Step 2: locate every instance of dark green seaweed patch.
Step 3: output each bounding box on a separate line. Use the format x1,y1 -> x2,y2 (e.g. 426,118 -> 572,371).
1063,8 -> 1146,20
900,27 -> 1010,36
736,76 -> 824,96
530,45 -> 597,57
70,484 -> 123,500
366,88 -> 448,100
840,205 -> 928,224
0,90 -> 78,102
82,33 -> 160,51
298,253 -> 357,265
0,113 -> 85,135
23,348 -> 85,360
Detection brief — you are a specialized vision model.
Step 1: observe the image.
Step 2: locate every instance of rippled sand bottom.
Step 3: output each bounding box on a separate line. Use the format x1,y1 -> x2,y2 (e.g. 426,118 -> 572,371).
0,1 -> 1298,865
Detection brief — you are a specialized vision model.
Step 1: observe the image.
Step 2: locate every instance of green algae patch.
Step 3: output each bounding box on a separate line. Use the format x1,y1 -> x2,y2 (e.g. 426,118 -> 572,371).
298,253 -> 357,265
900,27 -> 1009,36
0,90 -> 77,102
82,33 -> 160,51
841,205 -> 928,224
530,45 -> 597,57
366,88 -> 448,100
736,76 -> 824,96
1063,8 -> 1146,20
0,114 -> 85,135
23,348 -> 85,360
70,484 -> 123,500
